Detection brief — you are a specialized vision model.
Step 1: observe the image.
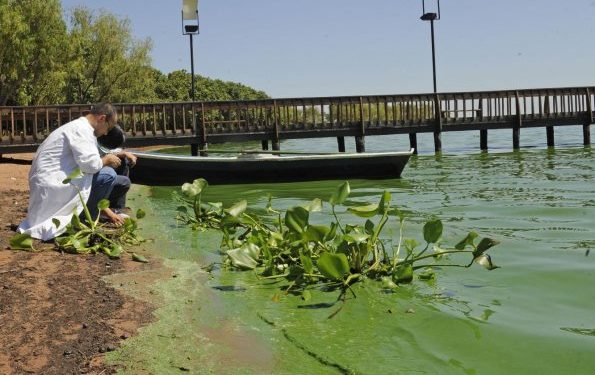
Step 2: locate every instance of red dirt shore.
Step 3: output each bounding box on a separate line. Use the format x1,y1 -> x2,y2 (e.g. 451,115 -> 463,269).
0,153 -> 157,374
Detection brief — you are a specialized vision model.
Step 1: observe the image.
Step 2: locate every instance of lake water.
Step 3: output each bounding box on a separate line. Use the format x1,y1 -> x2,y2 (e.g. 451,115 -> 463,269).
108,126 -> 595,374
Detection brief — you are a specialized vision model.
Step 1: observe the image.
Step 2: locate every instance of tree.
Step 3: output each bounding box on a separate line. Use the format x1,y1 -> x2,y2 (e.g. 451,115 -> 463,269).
154,69 -> 269,102
64,7 -> 154,103
0,0 -> 67,105
0,2 -> 269,106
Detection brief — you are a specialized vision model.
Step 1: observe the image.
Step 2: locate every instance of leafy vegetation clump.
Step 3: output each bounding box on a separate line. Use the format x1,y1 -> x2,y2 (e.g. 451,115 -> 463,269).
177,179 -> 500,296
10,168 -> 146,261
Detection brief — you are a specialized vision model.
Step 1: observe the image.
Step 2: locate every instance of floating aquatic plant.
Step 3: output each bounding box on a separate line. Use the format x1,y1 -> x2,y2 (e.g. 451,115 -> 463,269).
176,179 -> 500,297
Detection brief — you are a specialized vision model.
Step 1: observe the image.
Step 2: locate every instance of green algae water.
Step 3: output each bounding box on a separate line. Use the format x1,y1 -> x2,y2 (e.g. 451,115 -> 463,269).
108,128 -> 595,374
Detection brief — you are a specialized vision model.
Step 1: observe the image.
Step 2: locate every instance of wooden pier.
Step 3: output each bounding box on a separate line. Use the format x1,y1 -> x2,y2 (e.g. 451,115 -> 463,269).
1,86 -> 593,155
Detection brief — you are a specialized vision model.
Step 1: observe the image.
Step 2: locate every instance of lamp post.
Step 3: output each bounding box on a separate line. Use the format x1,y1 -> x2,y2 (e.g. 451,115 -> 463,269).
420,0 -> 442,153
420,0 -> 440,93
182,0 -> 199,100
182,0 -> 201,155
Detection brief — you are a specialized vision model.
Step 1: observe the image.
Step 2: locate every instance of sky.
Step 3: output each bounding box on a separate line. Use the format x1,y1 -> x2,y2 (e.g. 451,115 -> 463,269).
59,0 -> 595,98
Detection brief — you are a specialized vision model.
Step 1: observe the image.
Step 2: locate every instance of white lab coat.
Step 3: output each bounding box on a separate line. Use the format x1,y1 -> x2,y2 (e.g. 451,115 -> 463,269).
17,117 -> 103,240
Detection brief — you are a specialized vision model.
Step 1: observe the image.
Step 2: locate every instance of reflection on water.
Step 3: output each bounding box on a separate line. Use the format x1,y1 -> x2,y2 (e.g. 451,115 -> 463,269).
121,135 -> 595,375
560,327 -> 595,337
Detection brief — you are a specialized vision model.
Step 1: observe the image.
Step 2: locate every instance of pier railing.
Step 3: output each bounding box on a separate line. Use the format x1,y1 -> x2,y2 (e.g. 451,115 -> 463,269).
1,86 -> 593,154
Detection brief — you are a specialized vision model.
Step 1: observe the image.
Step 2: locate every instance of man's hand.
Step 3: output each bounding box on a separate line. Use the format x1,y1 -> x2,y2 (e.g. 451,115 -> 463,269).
101,208 -> 125,226
102,154 -> 121,168
121,151 -> 137,167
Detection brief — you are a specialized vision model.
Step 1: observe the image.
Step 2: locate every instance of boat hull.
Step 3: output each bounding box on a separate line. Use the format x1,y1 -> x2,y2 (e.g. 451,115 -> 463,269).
129,150 -> 413,185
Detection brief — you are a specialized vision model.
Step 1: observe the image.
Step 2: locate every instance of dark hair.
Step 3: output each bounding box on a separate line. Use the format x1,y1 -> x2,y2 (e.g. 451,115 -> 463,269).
97,124 -> 125,149
90,103 -> 117,124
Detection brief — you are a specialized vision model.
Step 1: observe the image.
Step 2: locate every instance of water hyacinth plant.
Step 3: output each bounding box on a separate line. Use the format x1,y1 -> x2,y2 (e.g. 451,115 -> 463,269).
174,178 -> 226,230
54,168 -> 146,259
10,168 -> 146,260
176,179 -> 500,294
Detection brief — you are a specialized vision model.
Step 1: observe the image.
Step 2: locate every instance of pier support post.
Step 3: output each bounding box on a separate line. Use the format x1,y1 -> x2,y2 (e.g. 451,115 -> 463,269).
261,140 -> 269,150
198,103 -> 208,156
355,135 -> 365,153
199,142 -> 208,157
433,94 -> 442,153
546,126 -> 555,147
512,128 -> 520,150
337,136 -> 346,152
584,88 -> 593,145
356,97 -> 366,153
272,100 -> 281,151
191,143 -> 198,156
433,132 -> 442,153
513,91 -> 521,150
480,129 -> 488,151
409,133 -> 418,154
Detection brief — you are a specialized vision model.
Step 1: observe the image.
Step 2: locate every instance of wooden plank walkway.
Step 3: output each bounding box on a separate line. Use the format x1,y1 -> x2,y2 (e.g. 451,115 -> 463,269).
1,86 -> 593,155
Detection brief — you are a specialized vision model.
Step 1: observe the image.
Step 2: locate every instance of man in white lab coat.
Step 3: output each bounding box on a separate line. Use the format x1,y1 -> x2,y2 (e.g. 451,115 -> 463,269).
17,103 -> 123,241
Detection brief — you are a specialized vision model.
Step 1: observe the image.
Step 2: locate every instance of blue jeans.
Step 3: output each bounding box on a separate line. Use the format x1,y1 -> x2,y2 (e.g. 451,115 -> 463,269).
84,165 -> 131,220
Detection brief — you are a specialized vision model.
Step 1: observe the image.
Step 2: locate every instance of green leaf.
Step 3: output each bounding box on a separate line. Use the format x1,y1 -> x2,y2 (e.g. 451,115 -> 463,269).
381,276 -> 398,289
364,219 -> 375,235
404,238 -> 419,253
285,206 -> 309,234
70,213 -> 82,230
393,264 -> 413,284
455,231 -> 479,250
227,243 -> 260,270
423,219 -> 443,244
347,203 -> 379,218
52,218 -> 61,229
316,252 -> 350,280
325,222 -> 339,242
226,200 -> 247,217
181,178 -> 208,197
303,225 -> 330,243
301,290 -> 312,301
474,254 -> 499,270
9,233 -> 34,250
62,167 -> 82,184
136,208 -> 146,219
302,198 -> 323,212
207,202 -> 223,210
176,205 -> 188,213
344,232 -> 370,244
378,191 -> 391,214
329,181 -> 350,206
300,255 -> 314,274
97,199 -> 110,210
473,237 -> 500,258
418,268 -> 436,281
107,244 -> 123,259
132,253 -> 149,263
265,194 -> 279,214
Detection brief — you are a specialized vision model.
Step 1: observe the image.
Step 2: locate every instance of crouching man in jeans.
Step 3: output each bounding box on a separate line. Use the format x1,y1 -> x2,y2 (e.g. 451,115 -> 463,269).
88,123 -> 137,224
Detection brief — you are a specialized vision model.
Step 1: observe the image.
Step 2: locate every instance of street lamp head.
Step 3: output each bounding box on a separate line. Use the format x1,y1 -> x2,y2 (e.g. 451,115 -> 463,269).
182,0 -> 199,35
420,12 -> 438,21
184,25 -> 199,33
421,0 -> 440,21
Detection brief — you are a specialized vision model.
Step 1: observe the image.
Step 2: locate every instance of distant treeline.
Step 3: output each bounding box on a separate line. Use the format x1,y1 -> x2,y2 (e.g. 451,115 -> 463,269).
0,0 -> 269,106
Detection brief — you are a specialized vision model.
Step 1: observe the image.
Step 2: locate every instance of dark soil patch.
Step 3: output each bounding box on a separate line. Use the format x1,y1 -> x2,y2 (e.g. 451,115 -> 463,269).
0,187 -> 157,374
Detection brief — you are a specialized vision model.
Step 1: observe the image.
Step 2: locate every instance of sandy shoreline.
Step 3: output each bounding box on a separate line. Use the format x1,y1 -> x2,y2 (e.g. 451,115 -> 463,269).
0,153 -> 157,374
